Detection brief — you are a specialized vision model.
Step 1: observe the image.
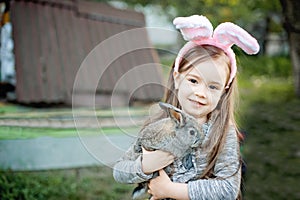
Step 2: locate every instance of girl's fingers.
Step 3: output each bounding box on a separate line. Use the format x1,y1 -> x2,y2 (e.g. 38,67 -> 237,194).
158,169 -> 167,177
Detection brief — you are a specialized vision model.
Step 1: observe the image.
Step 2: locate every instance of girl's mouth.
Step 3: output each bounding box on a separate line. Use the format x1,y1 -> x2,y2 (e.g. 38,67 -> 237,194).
189,99 -> 206,107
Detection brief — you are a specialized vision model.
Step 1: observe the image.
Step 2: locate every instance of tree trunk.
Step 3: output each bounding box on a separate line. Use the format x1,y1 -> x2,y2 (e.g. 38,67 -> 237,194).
280,0 -> 300,97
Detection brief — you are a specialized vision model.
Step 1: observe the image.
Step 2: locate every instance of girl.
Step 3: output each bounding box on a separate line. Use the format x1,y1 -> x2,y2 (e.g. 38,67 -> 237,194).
113,15 -> 259,200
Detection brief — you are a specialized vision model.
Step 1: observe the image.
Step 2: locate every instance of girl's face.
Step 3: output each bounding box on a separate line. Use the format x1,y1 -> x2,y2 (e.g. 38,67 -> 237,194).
173,57 -> 229,123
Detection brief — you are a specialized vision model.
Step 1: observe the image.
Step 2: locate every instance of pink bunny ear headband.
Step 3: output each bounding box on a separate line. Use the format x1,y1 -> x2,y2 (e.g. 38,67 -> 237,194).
173,15 -> 260,88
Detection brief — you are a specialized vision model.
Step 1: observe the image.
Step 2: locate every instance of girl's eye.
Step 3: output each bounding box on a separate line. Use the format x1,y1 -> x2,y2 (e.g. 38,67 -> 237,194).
209,85 -> 218,90
189,78 -> 198,84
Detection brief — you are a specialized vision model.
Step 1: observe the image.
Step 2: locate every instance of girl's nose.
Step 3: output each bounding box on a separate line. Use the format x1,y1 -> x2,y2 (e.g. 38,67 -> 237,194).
194,84 -> 207,98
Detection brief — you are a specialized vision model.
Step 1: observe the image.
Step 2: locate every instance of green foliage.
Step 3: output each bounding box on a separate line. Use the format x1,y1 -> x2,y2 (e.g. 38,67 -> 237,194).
0,167 -> 135,200
238,79 -> 300,200
0,170 -> 78,199
238,55 -> 292,78
102,0 -> 282,29
234,55 -> 300,200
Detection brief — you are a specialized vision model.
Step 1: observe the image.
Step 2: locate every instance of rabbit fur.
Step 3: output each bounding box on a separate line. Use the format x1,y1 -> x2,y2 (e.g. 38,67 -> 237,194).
132,102 -> 205,199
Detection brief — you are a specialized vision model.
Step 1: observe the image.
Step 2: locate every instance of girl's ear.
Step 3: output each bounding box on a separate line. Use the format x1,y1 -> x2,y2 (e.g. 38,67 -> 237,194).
173,71 -> 181,89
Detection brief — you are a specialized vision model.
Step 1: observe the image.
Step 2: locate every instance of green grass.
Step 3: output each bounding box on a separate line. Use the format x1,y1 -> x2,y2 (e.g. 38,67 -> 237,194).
237,56 -> 300,200
0,103 -> 26,114
0,105 -> 149,119
238,78 -> 300,200
0,104 -> 147,140
0,55 -> 299,199
0,166 -> 135,200
0,126 -> 140,140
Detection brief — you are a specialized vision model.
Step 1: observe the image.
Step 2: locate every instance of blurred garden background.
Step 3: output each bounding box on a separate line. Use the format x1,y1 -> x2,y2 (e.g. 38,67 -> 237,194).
1,0 -> 300,199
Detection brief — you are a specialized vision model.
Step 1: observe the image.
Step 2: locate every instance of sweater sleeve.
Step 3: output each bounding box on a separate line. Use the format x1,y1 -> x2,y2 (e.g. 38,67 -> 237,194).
188,127 -> 241,200
113,140 -> 153,184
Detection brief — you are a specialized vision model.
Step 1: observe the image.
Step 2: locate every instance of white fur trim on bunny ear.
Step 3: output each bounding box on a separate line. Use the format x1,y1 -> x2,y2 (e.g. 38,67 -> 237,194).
214,22 -> 260,54
174,41 -> 198,72
173,15 -> 213,41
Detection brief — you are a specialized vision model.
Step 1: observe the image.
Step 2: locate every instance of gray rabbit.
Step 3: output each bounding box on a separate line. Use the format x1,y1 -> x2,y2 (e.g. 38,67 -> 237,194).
132,102 -> 205,199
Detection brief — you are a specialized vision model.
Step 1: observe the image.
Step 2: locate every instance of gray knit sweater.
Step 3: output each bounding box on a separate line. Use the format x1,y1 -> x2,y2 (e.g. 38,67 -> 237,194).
113,124 -> 241,200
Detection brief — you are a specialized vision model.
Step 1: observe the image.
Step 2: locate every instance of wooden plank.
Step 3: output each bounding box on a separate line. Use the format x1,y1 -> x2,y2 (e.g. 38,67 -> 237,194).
60,7 -> 78,100
21,2 -> 37,102
10,1 -> 25,101
14,0 -> 74,7
74,15 -> 95,93
41,5 -> 60,102
124,27 -> 163,100
91,21 -> 112,94
112,23 -> 137,94
84,19 -> 105,92
34,3 -> 47,101
117,25 -> 142,97
97,21 -> 119,92
127,27 -> 150,99
51,6 -> 68,101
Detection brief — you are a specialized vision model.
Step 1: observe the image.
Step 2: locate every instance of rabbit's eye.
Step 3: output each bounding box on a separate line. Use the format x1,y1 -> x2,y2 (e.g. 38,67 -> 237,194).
189,129 -> 195,135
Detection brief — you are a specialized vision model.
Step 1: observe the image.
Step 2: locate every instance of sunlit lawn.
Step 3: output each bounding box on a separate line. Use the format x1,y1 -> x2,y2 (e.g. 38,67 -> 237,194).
0,56 -> 299,199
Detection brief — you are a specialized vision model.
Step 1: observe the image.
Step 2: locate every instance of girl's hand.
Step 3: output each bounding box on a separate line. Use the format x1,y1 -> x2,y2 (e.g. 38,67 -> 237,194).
148,170 -> 190,200
141,147 -> 174,174
148,169 -> 172,199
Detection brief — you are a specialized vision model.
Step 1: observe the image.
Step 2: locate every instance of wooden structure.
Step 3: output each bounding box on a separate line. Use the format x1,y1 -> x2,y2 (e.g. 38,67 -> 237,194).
10,0 -> 164,107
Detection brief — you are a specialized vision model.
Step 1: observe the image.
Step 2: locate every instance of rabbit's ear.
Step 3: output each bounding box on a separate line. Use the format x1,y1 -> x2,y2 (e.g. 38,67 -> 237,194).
169,109 -> 181,124
159,102 -> 186,127
159,102 -> 182,113
168,109 -> 187,128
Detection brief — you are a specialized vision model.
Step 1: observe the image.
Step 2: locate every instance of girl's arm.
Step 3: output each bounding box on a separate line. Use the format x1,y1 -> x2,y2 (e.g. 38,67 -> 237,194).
149,126 -> 241,200
149,170 -> 240,200
113,141 -> 152,184
187,127 -> 241,200
113,141 -> 174,184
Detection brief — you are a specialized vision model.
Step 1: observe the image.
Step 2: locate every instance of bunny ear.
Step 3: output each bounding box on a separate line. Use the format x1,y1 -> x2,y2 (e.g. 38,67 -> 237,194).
173,15 -> 213,41
159,102 -> 182,113
214,22 -> 260,54
158,102 -> 186,127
